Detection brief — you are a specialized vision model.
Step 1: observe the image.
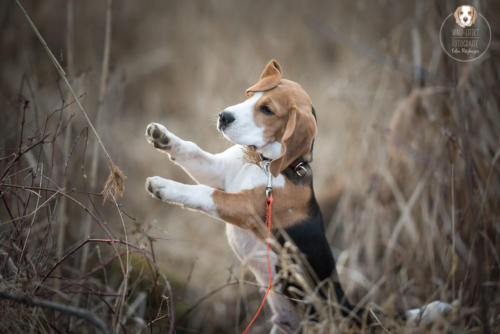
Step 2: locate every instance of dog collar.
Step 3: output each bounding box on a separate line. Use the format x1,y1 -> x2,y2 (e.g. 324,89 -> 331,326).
258,154 -> 309,178
290,161 -> 309,177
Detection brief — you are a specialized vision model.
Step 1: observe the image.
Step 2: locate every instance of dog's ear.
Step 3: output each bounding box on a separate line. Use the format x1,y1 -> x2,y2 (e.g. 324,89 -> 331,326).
471,7 -> 477,24
454,6 -> 461,24
246,60 -> 282,96
270,104 -> 317,177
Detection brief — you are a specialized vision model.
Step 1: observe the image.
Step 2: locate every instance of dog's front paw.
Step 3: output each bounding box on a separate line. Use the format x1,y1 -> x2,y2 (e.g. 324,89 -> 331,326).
145,123 -> 171,149
145,176 -> 167,200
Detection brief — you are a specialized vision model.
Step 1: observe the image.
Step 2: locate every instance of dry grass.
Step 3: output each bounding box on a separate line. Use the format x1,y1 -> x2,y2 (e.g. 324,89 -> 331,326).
0,110 -> 175,332
1,0 -> 499,333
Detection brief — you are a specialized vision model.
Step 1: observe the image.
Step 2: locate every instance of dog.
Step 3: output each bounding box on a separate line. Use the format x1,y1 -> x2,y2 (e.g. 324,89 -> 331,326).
454,5 -> 477,28
145,60 -> 451,333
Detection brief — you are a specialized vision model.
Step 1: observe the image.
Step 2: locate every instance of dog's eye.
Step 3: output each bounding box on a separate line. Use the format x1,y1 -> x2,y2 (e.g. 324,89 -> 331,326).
460,11 -> 463,14
259,105 -> 274,115
468,11 -> 471,14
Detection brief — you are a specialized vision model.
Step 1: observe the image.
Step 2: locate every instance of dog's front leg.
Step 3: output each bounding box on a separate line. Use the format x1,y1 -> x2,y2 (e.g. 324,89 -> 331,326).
145,122 -> 240,189
145,176 -> 219,216
145,176 -> 264,230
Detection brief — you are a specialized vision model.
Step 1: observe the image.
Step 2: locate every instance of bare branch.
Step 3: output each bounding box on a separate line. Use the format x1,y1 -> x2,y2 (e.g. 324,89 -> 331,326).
0,291 -> 110,334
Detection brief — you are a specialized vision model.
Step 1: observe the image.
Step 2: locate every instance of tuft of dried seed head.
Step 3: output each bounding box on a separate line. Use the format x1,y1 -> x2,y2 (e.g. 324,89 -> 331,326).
101,162 -> 126,203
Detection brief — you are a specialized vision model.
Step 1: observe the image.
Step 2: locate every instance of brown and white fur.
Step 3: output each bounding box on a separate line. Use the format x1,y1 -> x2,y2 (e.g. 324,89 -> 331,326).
145,60 -> 451,333
454,5 -> 477,28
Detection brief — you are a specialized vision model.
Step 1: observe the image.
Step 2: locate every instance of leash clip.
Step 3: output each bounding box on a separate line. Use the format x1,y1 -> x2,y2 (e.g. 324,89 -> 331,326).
263,160 -> 273,202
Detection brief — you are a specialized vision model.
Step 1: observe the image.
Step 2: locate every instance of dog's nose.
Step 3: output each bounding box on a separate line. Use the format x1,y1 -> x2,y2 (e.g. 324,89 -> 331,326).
218,111 -> 235,129
463,17 -> 468,21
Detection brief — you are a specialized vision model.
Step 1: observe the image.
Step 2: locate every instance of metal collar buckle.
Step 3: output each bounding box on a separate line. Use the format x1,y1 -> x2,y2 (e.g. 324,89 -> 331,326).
294,162 -> 308,177
262,160 -> 273,201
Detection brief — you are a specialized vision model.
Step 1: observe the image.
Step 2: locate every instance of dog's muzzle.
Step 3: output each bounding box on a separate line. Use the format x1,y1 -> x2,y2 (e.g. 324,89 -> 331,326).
217,111 -> 235,131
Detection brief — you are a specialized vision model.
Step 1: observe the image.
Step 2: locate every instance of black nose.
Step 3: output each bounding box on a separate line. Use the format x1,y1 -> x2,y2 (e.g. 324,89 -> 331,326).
463,17 -> 468,21
218,111 -> 235,129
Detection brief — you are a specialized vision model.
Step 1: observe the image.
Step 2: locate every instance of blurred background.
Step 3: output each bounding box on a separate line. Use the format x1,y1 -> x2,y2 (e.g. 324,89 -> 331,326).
1,0 -> 499,333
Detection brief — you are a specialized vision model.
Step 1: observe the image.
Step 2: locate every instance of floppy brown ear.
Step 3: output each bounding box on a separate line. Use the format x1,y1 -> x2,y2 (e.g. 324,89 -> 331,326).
471,7 -> 477,24
246,59 -> 282,95
454,7 -> 460,24
269,105 -> 317,177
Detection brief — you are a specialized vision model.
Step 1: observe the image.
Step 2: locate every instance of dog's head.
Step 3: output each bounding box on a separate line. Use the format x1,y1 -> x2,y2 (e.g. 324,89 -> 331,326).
218,59 -> 317,177
454,5 -> 477,27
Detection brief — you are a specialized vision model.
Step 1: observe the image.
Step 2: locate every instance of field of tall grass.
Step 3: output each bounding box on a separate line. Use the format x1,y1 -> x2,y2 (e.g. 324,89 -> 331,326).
0,1 -> 498,333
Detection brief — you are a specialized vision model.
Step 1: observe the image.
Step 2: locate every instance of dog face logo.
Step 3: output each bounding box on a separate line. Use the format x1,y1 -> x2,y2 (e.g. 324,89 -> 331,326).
440,5 -> 491,62
454,5 -> 477,28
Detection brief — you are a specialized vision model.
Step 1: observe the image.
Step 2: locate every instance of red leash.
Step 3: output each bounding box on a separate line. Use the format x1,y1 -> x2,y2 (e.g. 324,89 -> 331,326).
242,184 -> 274,333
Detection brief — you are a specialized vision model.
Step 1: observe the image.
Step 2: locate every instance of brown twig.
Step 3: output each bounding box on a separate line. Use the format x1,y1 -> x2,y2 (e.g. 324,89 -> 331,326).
55,0 -> 75,294
79,0 -> 115,326
27,234 -> 176,334
0,183 -> 127,281
0,291 -> 110,334
0,134 -> 49,182
82,0 -> 114,272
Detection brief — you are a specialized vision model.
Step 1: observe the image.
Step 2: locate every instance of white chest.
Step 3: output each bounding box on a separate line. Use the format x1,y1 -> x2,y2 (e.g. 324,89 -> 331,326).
224,163 -> 283,262
225,163 -> 267,192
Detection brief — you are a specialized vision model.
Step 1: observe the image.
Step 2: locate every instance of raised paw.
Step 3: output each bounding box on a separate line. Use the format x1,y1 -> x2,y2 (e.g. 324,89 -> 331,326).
145,176 -> 166,200
145,123 -> 171,149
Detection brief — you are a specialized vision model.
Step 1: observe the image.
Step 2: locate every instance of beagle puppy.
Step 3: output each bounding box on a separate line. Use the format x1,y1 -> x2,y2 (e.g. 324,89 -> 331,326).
454,5 -> 477,28
145,60 -> 451,333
